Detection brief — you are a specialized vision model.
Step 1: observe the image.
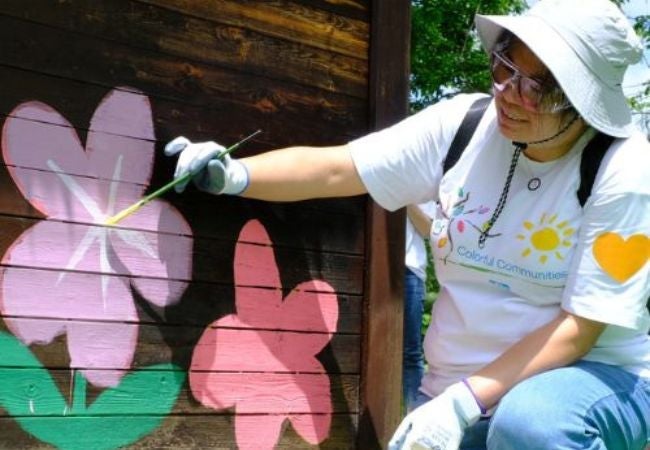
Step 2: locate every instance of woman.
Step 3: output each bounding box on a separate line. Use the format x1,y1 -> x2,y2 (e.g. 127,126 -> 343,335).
165,0 -> 649,448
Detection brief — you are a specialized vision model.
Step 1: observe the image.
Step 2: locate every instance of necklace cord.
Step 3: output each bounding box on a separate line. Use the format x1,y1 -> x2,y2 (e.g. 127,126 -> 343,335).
526,112 -> 579,146
478,142 -> 525,248
476,112 -> 579,248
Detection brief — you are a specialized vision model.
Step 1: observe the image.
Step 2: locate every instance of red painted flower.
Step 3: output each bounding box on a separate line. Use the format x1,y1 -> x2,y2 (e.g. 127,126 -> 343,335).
190,220 -> 339,450
0,88 -> 192,387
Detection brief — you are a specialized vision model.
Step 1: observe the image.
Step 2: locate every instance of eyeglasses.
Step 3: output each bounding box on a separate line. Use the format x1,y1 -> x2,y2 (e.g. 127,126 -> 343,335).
490,51 -> 570,113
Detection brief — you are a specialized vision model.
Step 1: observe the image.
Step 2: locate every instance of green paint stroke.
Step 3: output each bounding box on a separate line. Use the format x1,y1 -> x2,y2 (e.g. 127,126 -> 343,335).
0,332 -> 185,450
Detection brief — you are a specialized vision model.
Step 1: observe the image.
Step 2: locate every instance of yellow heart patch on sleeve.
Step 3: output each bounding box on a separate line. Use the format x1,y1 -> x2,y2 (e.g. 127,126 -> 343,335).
593,232 -> 650,283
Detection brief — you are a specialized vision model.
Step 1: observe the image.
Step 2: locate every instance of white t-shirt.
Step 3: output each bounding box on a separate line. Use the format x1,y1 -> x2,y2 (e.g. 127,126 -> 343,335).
405,202 -> 435,281
349,93 -> 650,396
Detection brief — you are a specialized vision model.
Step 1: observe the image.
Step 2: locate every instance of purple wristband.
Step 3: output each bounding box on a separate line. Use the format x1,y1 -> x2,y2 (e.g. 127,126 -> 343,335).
462,379 -> 487,415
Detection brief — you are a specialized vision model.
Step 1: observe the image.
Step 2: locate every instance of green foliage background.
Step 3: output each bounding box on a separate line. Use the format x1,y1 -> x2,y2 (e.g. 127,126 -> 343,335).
410,0 -> 526,112
628,12 -> 650,135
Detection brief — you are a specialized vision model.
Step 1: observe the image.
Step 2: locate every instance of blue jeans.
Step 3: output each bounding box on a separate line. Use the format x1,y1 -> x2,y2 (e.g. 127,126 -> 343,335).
413,361 -> 650,449
403,268 -> 425,412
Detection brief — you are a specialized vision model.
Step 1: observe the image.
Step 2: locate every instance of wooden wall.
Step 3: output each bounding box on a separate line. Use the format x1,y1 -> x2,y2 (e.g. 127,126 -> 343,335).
0,0 -> 409,448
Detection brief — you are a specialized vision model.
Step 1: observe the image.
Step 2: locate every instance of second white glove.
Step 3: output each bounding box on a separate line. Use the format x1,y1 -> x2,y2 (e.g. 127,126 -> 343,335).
388,382 -> 482,450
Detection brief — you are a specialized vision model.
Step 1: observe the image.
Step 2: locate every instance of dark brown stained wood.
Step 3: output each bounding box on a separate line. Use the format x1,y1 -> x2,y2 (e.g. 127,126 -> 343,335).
157,195 -> 367,254
0,68 -> 367,150
0,319 -> 361,374
0,266 -> 363,334
0,1 -> 368,98
0,414 -> 359,449
138,0 -> 369,58
0,0 -> 415,446
291,0 -> 369,20
0,369 -> 359,416
358,1 -> 411,449
0,27 -> 368,146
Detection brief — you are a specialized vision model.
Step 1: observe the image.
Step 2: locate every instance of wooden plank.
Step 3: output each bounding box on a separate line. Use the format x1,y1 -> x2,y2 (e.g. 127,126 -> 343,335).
165,195 -> 366,253
0,216 -> 364,295
291,0 -> 369,20
0,162 -> 365,254
357,0 -> 411,448
0,66 -> 367,150
0,319 -> 361,374
0,368 -> 359,416
0,63 -> 369,203
0,266 -> 362,334
138,0 -> 369,58
0,413 -> 359,449
0,0 -> 367,97
0,55 -> 367,150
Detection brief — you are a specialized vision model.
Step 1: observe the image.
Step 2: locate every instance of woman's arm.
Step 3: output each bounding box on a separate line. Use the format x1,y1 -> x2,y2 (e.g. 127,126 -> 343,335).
466,310 -> 606,409
407,204 -> 433,238
241,144 -> 367,201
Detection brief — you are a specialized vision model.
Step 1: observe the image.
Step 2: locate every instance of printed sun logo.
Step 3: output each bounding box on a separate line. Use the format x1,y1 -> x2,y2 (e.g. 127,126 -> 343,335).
517,213 -> 575,264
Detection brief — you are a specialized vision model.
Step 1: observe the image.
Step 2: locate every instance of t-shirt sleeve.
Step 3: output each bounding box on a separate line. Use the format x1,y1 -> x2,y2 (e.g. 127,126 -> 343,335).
348,93 -> 489,211
562,134 -> 650,331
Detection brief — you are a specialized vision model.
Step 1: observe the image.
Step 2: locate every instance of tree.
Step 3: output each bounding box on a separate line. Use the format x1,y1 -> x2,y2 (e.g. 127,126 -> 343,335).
627,12 -> 650,137
410,0 -> 526,111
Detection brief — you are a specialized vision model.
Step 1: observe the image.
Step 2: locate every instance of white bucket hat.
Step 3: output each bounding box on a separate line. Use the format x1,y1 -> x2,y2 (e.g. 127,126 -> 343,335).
475,0 -> 643,137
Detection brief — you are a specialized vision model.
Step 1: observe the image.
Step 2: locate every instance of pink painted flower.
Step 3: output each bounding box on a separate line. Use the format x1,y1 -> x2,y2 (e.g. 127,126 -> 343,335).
0,88 -> 192,387
190,220 -> 338,450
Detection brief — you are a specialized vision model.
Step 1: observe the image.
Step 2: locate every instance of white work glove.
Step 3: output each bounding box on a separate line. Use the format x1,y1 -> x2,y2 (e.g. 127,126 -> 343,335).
388,382 -> 482,450
164,136 -> 249,195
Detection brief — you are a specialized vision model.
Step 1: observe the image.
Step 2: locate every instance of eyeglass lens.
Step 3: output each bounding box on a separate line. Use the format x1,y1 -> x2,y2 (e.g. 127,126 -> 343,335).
491,52 -> 544,110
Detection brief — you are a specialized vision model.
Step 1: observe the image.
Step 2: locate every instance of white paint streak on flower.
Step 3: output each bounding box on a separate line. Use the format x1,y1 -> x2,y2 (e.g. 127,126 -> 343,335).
106,154 -> 123,217
98,229 -> 111,309
47,159 -> 103,221
56,227 -> 102,285
50,154 -> 156,308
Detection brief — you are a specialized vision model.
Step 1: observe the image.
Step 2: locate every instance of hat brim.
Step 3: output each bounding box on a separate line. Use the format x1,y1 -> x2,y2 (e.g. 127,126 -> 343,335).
475,14 -> 634,137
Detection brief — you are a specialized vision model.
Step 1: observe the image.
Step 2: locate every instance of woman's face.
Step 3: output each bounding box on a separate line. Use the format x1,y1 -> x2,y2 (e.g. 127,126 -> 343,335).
493,40 -> 577,152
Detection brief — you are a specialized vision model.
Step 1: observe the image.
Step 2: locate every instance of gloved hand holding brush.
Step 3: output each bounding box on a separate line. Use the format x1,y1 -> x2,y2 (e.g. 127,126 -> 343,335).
164,136 -> 250,195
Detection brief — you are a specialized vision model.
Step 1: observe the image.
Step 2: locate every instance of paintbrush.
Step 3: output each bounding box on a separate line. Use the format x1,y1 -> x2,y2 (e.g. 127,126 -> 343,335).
104,129 -> 262,226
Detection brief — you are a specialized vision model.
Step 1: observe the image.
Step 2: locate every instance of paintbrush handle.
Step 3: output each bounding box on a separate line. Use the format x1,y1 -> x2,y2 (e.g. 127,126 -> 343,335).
140,171 -> 191,204
105,130 -> 262,226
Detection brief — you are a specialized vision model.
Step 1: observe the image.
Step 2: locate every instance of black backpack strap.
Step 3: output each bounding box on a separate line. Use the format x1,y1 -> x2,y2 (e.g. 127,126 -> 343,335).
577,132 -> 615,207
443,96 -> 492,174
441,96 -> 614,207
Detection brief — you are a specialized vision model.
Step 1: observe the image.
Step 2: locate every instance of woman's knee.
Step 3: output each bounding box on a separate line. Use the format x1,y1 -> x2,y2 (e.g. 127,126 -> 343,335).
487,363 -> 649,450
486,373 -> 580,450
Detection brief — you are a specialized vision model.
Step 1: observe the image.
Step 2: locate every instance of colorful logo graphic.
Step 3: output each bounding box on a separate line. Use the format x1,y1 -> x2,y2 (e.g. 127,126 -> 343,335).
434,187 -> 491,261
517,213 -> 575,264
